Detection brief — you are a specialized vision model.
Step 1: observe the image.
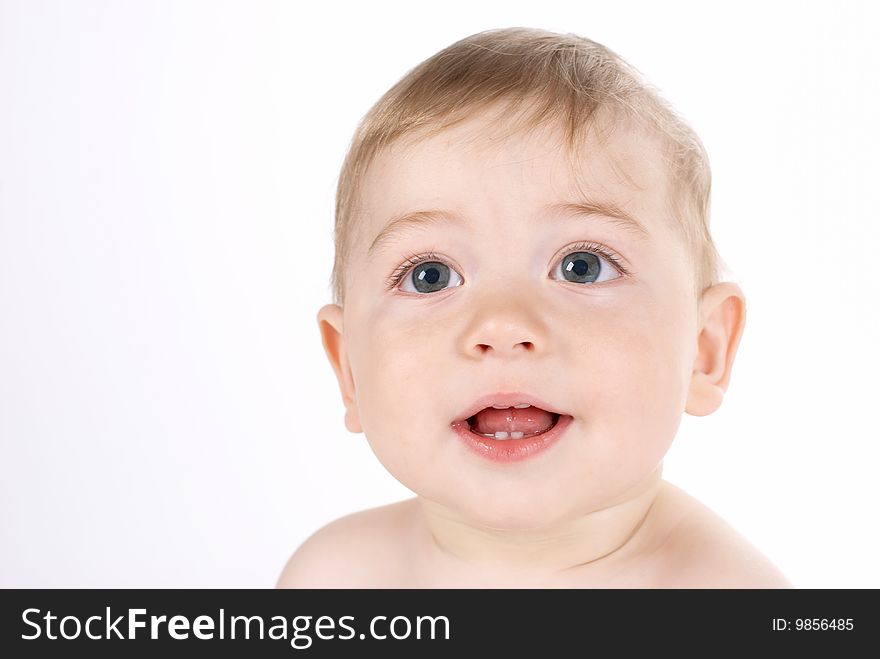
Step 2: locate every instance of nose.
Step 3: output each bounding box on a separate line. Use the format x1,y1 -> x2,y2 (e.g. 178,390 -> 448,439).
458,294 -> 548,359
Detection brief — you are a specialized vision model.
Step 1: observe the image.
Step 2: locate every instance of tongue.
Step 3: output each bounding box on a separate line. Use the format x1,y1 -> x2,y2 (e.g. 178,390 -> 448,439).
471,407 -> 556,436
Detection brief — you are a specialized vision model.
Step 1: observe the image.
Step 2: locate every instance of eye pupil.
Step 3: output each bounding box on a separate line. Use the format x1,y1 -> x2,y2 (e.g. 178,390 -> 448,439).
568,259 -> 589,277
419,267 -> 441,285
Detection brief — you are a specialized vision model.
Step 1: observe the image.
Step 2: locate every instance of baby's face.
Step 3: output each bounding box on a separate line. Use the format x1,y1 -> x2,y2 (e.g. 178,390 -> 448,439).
326,107 -> 703,529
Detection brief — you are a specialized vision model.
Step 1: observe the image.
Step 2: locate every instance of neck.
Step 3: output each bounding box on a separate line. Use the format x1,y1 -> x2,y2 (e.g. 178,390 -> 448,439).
415,466 -> 665,582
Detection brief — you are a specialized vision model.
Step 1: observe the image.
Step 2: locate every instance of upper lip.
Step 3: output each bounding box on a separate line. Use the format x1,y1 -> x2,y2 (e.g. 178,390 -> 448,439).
452,392 -> 570,424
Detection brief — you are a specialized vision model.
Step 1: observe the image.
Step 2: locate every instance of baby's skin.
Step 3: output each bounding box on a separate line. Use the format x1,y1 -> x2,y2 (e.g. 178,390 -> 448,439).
277,476 -> 791,588
282,103 -> 791,589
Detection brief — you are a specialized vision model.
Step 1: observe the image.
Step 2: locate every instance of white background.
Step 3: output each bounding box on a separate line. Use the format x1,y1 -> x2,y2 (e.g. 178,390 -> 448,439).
1,0 -> 877,588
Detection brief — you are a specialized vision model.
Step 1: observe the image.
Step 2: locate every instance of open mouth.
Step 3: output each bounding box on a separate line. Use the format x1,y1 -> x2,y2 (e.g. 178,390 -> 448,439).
451,395 -> 573,462
463,406 -> 562,441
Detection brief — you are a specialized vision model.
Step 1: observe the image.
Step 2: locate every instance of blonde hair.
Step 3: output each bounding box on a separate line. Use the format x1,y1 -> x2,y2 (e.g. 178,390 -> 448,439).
330,27 -> 725,306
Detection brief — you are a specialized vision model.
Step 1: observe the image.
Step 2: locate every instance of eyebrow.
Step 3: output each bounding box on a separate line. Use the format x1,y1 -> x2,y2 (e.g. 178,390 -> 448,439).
366,198 -> 651,259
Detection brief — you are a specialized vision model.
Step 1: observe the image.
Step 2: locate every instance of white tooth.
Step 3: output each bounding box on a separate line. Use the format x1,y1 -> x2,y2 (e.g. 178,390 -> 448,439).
494,431 -> 510,440
510,431 -> 524,439
513,403 -> 530,409
491,404 -> 508,409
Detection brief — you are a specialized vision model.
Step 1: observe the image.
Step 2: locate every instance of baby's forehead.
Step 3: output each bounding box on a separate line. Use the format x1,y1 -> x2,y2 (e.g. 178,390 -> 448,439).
369,105 -> 669,195
357,111 -> 673,237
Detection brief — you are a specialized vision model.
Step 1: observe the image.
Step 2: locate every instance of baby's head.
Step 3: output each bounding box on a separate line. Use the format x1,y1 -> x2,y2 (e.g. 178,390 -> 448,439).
317,28 -> 746,530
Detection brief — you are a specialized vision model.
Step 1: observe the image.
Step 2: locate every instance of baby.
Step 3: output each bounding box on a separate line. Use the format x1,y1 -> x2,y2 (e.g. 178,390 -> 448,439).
277,27 -> 792,588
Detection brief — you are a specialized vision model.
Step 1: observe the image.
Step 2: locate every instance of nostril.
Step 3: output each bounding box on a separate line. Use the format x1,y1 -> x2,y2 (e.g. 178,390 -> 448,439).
473,342 -> 534,354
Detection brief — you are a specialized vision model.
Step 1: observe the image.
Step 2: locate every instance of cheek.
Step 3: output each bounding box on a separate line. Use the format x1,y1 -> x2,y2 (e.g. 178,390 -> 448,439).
568,295 -> 692,477
345,309 -> 451,477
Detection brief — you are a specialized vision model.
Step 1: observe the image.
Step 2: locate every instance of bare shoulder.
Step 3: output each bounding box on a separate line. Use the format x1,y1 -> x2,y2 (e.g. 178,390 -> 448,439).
651,482 -> 793,589
275,498 -> 418,588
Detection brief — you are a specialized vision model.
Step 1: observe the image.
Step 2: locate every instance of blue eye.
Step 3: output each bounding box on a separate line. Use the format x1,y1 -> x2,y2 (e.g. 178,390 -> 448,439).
551,246 -> 624,285
399,260 -> 464,294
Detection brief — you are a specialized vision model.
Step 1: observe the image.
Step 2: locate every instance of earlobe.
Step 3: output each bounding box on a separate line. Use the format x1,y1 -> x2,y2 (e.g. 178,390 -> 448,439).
316,304 -> 362,433
685,283 -> 747,417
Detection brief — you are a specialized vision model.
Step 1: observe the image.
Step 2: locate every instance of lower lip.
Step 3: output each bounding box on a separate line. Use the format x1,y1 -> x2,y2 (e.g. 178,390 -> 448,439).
450,415 -> 573,463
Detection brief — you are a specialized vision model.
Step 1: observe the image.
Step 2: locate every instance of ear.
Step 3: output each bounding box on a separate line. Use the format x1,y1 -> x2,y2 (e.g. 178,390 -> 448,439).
685,282 -> 747,417
316,304 -> 362,433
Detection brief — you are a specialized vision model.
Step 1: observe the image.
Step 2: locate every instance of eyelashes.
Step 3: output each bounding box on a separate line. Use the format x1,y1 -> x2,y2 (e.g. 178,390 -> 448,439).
385,241 -> 629,292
